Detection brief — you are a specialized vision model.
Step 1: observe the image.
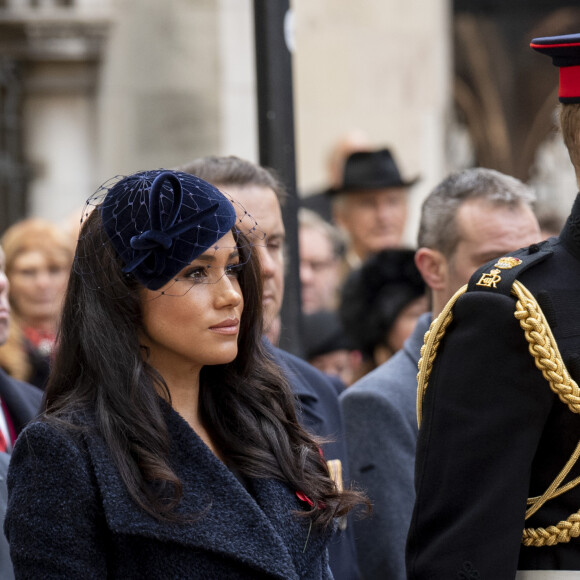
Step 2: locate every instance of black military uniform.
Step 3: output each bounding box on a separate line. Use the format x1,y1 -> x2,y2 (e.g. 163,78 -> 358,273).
407,34 -> 580,579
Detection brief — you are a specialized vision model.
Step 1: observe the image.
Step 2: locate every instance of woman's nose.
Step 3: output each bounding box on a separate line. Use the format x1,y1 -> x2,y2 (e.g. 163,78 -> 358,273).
0,272 -> 8,295
215,274 -> 242,308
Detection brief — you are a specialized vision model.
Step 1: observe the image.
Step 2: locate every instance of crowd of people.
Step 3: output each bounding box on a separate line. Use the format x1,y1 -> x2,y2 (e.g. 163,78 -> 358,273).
0,31 -> 578,580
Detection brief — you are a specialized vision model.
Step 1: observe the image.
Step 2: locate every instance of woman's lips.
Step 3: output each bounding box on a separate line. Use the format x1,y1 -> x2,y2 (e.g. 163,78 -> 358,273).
209,318 -> 240,335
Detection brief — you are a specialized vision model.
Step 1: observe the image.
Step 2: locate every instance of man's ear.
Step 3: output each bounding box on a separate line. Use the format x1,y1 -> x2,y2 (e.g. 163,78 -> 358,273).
331,194 -> 350,231
331,204 -> 346,230
415,248 -> 447,291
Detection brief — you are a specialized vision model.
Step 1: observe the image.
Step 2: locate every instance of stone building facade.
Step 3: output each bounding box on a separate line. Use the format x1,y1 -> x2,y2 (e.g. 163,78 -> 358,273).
0,0 -> 576,241
0,0 -> 450,247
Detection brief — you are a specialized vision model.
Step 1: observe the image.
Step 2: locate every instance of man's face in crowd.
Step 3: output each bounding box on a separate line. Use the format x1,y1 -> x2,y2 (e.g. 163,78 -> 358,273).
299,226 -> 340,315
333,187 -> 407,260
220,184 -> 285,334
444,198 -> 542,304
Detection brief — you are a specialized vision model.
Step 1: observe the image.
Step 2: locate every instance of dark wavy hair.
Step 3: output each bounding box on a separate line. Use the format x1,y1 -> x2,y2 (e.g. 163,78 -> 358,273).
43,208 -> 364,527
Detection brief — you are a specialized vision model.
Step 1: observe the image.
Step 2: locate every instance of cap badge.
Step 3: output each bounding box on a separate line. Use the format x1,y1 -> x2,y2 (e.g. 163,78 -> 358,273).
476,268 -> 502,289
494,256 -> 522,269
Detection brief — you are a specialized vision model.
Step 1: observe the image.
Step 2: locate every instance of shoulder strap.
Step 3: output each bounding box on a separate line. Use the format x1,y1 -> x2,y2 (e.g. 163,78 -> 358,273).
467,242 -> 553,296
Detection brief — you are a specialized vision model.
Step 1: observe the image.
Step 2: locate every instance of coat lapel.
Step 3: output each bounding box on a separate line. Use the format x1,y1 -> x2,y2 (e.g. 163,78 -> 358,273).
249,477 -> 331,579
84,402 -> 305,579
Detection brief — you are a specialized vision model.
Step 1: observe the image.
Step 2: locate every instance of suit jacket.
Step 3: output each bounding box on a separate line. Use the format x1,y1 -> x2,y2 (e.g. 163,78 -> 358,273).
266,340 -> 360,580
0,368 -> 42,436
340,313 -> 431,580
0,371 -> 39,580
5,400 -> 332,579
0,453 -> 14,580
407,194 -> 580,578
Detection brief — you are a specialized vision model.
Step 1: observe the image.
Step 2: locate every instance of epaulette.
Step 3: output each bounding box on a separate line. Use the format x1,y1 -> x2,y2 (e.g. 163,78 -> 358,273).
466,240 -> 554,296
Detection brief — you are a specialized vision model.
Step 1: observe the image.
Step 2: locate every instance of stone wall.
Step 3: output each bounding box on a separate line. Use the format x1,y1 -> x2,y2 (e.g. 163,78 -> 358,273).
1,0 -> 451,243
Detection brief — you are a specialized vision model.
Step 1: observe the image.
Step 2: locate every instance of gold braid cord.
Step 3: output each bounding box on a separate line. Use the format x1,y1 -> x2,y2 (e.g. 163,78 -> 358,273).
513,280 -> 580,547
415,280 -> 580,548
512,281 -> 580,415
416,284 -> 467,428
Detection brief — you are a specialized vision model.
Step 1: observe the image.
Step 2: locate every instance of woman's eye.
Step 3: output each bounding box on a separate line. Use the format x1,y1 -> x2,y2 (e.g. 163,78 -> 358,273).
226,263 -> 243,278
185,267 -> 207,281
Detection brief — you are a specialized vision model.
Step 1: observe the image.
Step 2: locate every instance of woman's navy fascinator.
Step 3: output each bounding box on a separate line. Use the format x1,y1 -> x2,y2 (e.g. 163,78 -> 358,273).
76,169 -> 264,294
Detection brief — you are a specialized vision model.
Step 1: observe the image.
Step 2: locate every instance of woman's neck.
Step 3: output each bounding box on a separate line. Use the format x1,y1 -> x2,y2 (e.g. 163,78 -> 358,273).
166,377 -> 200,427
160,369 -> 225,462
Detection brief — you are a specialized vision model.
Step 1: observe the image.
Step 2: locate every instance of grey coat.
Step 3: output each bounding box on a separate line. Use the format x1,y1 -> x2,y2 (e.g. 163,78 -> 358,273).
340,314 -> 431,580
5,400 -> 332,579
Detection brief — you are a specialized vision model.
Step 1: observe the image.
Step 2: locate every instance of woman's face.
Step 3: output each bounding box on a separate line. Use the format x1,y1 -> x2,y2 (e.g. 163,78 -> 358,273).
9,250 -> 70,327
139,231 -> 244,377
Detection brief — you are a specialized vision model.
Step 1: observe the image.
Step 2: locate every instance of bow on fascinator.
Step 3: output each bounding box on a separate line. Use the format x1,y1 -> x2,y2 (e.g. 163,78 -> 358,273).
101,169 -> 237,290
123,172 -> 218,276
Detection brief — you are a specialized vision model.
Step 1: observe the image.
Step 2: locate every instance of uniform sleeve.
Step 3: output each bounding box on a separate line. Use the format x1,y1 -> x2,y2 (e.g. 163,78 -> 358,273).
5,422 -> 108,579
342,384 -> 416,579
406,291 -> 555,579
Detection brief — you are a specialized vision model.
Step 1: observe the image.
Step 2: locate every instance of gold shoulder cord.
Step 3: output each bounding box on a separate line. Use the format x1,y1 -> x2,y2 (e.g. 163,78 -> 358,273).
416,280 -> 580,547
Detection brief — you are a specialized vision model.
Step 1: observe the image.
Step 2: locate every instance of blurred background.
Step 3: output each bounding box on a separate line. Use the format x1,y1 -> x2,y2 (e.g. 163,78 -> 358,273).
0,0 -> 577,242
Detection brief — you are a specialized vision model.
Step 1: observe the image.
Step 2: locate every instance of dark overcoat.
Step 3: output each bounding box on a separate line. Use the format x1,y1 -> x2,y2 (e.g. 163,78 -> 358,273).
0,368 -> 42,435
0,452 -> 14,580
5,400 -> 332,579
267,342 -> 360,580
407,194 -> 580,578
0,369 -> 41,580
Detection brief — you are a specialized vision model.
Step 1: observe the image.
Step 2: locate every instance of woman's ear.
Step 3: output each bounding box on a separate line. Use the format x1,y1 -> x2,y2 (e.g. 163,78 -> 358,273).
415,248 -> 447,291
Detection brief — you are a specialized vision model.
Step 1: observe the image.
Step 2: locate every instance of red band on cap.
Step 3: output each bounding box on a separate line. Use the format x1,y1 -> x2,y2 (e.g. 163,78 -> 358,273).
530,42 -> 580,49
560,65 -> 580,99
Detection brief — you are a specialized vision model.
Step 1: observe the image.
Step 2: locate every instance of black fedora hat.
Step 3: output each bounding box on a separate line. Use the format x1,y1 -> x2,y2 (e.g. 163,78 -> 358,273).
329,148 -> 418,194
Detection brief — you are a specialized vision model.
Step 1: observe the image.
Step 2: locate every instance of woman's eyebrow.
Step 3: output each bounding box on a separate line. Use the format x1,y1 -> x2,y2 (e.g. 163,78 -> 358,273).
193,249 -> 240,264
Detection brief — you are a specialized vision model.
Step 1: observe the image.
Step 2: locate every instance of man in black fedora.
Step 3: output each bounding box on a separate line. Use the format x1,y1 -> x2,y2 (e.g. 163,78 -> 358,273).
329,148 -> 417,273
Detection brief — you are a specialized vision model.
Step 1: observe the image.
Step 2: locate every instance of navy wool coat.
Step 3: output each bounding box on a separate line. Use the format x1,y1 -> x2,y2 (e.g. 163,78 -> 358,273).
5,401 -> 333,579
267,342 -> 360,580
